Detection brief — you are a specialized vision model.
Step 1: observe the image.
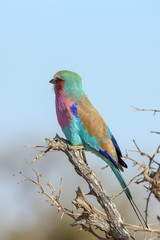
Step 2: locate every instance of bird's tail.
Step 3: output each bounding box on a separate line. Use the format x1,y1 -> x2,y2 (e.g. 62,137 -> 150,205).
110,164 -> 148,229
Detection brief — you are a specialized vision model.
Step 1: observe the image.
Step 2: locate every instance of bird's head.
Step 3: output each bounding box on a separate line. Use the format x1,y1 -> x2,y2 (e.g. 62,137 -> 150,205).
49,70 -> 85,99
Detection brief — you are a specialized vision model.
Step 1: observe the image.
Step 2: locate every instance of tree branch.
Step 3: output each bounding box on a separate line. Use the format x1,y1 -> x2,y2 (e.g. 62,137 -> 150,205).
131,106 -> 160,115
124,140 -> 160,226
44,135 -> 131,239
150,131 -> 160,135
20,135 -> 160,239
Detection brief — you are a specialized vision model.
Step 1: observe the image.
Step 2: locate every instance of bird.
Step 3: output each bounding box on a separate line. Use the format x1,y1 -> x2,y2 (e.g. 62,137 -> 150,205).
49,70 -> 147,228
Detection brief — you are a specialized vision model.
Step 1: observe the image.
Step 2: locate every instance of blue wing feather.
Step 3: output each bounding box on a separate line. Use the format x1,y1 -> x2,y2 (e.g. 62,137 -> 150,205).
107,126 -> 128,169
107,126 -> 122,157
99,149 -> 118,167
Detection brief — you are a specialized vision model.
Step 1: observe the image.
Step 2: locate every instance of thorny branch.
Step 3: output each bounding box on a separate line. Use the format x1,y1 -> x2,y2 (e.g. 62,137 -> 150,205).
20,135 -> 160,239
125,106 -> 160,234
18,160 -> 108,240
22,136 -> 134,239
124,141 -> 160,215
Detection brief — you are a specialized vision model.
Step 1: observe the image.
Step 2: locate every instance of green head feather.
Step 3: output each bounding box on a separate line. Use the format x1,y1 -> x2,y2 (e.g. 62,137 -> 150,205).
54,70 -> 85,99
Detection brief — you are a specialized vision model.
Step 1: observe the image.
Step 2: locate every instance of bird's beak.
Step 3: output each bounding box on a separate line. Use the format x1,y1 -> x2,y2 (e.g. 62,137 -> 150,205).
49,79 -> 56,84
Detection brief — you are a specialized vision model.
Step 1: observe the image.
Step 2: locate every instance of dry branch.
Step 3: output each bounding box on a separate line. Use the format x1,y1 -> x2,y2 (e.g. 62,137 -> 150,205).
44,135 -> 132,240
22,135 -> 134,239
131,106 -> 160,115
150,131 -> 160,135
20,135 -> 160,239
124,140 -> 160,228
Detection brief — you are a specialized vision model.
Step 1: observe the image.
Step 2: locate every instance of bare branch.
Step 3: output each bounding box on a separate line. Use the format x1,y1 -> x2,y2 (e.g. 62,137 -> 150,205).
20,135 -> 133,240
44,135 -> 131,239
20,135 -> 160,239
18,159 -> 120,239
112,171 -> 143,200
126,140 -> 160,234
145,192 -> 152,225
131,106 -> 160,115
150,131 -> 160,135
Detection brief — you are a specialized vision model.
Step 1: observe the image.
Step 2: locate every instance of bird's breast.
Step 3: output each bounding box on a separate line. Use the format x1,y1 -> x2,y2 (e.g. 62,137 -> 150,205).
55,90 -> 74,129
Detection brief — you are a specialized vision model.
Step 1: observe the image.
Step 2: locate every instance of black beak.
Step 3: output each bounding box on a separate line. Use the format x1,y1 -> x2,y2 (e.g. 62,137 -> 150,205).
49,79 -> 56,84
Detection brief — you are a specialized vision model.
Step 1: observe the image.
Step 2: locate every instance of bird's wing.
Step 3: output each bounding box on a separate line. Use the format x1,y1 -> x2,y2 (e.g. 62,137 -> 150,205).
107,126 -> 128,169
74,96 -> 119,168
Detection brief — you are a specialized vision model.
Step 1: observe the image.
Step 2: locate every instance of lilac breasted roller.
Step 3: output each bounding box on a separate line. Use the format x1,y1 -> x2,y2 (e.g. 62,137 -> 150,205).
49,70 -> 147,228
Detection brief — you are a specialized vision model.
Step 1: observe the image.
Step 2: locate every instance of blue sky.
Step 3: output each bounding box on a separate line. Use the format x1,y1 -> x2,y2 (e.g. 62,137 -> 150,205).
1,0 -> 160,235
2,0 -> 160,150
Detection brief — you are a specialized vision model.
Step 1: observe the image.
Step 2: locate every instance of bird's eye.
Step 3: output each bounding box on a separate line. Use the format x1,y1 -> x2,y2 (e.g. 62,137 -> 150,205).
55,77 -> 61,83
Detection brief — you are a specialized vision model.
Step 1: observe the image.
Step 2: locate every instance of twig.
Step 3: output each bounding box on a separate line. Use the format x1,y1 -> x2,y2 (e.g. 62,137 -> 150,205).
126,140 -> 160,236
112,171 -> 143,200
131,106 -> 160,115
150,131 -> 160,135
123,155 -> 146,169
32,147 -> 52,163
145,192 -> 152,225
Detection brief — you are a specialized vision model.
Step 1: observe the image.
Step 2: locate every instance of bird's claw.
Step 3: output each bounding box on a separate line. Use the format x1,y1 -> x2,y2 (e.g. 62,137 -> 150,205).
69,145 -> 84,150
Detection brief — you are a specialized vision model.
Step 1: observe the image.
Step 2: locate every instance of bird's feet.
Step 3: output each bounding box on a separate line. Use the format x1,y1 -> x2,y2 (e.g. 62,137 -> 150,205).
68,145 -> 87,164
69,145 -> 84,150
